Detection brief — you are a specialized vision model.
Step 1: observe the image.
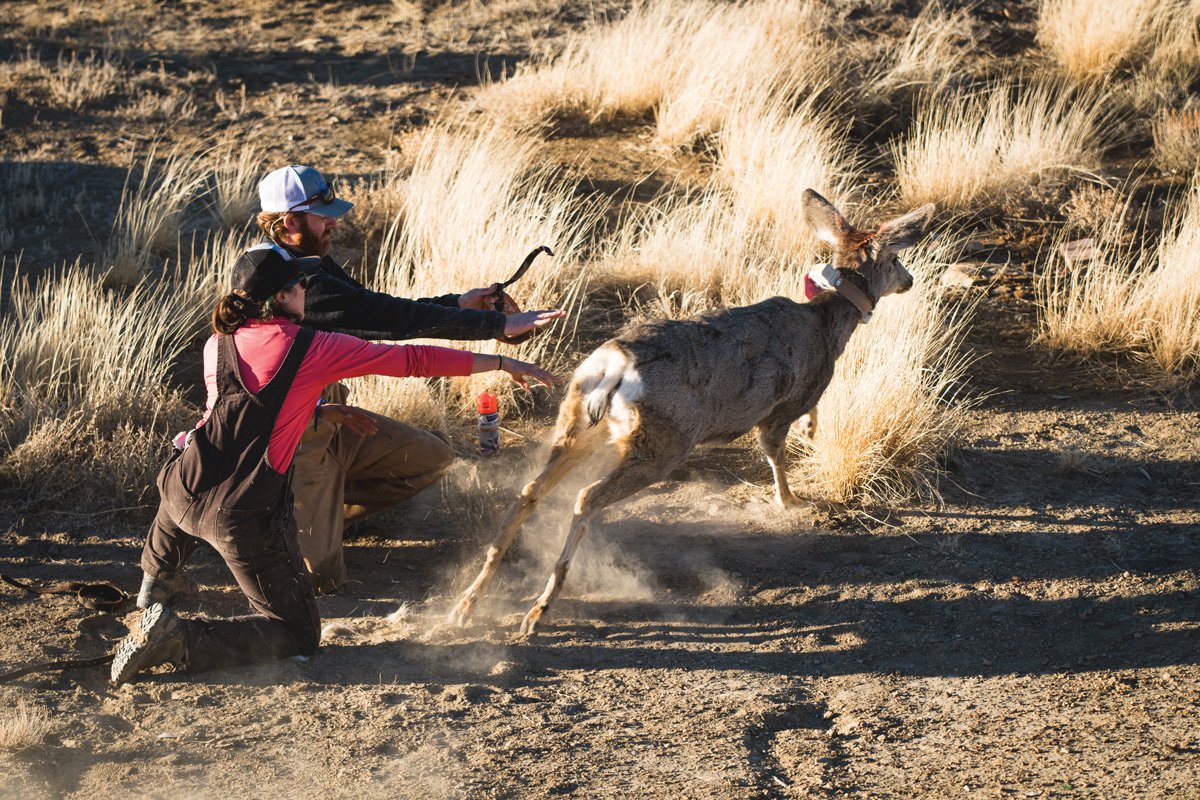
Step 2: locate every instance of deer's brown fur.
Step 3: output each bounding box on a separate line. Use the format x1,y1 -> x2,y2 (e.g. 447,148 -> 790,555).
449,190 -> 935,634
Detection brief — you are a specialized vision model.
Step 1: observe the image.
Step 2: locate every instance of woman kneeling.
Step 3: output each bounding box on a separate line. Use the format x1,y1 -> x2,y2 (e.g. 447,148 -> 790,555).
111,246 -> 557,684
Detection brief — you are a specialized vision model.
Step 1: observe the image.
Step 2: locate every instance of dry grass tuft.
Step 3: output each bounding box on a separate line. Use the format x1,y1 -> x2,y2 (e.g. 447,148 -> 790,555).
46,50 -> 124,110
715,93 -> 858,258
474,0 -> 831,147
1037,181 -> 1200,378
206,137 -> 267,229
476,0 -> 715,128
792,239 -> 977,505
652,0 -> 831,150
0,260 -> 203,507
0,699 -> 52,752
863,2 -> 975,98
351,124 -> 602,419
104,144 -> 209,286
1037,0 -> 1164,82
1153,104 -> 1200,174
893,82 -> 1111,211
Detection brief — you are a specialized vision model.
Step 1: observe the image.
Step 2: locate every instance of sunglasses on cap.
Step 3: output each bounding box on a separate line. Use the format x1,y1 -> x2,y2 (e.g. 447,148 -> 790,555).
287,180 -> 338,212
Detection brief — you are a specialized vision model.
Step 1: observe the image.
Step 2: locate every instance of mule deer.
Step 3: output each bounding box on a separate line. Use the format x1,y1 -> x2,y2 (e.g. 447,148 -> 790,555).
449,190 -> 934,634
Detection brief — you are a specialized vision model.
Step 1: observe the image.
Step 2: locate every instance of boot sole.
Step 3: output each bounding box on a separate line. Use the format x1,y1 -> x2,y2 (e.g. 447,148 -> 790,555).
110,604 -> 178,686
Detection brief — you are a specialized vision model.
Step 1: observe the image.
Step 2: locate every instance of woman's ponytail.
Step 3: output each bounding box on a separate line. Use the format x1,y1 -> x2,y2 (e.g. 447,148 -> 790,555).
211,290 -> 267,334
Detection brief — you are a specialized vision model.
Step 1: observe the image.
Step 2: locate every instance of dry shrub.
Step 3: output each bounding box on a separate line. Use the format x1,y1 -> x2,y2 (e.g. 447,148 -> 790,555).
46,50 -> 124,110
105,144 -> 209,286
893,83 -> 1111,211
206,137 -> 267,229
0,260 -> 201,508
0,699 -> 51,752
1154,104 -> 1200,174
715,93 -> 859,258
476,0 -> 716,128
792,239 -> 976,505
1037,182 -> 1200,378
351,124 -> 602,418
1037,0 -> 1164,82
863,2 -> 975,97
652,0 -> 832,149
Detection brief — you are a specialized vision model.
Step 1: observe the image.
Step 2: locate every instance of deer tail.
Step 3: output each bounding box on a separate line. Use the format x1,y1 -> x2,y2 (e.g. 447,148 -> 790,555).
575,345 -> 640,426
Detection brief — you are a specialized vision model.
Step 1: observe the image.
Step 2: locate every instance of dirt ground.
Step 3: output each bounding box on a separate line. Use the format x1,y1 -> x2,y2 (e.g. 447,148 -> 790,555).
2,2 -> 1199,798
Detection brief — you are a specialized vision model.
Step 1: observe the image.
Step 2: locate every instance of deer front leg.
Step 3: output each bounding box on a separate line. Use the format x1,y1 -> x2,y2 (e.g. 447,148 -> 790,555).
757,418 -> 802,509
520,442 -> 687,635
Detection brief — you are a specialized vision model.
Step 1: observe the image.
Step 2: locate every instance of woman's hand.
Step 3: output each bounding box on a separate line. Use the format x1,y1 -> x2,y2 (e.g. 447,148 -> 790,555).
503,308 -> 565,339
499,356 -> 559,390
319,404 -> 378,436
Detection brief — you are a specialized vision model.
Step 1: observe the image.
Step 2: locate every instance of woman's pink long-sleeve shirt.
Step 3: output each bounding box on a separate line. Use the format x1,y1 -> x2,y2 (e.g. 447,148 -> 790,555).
195,318 -> 473,471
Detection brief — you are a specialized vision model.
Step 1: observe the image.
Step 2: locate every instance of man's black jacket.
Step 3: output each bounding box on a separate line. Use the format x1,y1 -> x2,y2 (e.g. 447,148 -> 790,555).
301,254 -> 506,342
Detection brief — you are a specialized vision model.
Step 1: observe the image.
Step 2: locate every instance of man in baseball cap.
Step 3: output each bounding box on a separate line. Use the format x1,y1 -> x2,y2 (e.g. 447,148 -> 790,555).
258,165 -> 354,218
240,164 -> 565,595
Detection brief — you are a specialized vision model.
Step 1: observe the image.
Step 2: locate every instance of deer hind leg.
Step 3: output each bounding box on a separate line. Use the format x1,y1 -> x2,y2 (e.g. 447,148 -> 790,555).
519,437 -> 691,636
448,407 -> 603,627
757,415 -> 803,509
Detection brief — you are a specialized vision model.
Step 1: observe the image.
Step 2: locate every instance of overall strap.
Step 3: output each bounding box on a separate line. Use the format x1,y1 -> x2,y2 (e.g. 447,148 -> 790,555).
255,327 -> 316,411
214,334 -> 246,397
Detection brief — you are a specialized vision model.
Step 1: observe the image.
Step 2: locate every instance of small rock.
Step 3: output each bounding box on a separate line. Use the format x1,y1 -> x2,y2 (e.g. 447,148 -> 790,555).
941,262 -> 988,288
1060,238 -> 1101,267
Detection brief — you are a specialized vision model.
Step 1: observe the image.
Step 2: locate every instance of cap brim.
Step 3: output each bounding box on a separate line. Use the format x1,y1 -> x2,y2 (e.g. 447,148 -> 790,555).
292,256 -> 323,278
295,197 -> 354,218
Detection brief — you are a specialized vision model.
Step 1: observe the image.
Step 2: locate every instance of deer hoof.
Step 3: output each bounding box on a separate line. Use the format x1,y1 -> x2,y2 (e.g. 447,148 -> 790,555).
519,607 -> 544,636
775,491 -> 802,509
447,593 -> 476,627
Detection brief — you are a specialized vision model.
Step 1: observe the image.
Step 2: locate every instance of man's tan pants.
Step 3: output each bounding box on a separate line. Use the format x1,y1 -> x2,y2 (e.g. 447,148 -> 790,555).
290,385 -> 454,594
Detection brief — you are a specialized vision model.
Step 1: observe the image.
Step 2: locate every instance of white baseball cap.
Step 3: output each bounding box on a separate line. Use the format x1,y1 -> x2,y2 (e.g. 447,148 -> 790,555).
258,165 -> 353,217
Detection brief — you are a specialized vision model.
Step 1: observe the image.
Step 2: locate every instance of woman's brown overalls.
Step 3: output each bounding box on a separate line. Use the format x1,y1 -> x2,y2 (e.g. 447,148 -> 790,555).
139,328 -> 321,673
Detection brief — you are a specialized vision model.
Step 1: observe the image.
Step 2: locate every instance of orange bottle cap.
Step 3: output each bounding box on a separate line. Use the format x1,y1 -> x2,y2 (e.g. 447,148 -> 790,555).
476,391 -> 499,414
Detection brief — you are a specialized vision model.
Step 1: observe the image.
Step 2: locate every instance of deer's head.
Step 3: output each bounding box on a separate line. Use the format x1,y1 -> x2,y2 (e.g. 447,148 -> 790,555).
801,189 -> 935,303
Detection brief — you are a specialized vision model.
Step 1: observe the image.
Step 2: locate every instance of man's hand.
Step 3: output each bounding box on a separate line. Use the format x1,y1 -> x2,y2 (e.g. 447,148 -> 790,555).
458,283 -> 505,311
319,404 -> 378,436
504,309 -> 565,339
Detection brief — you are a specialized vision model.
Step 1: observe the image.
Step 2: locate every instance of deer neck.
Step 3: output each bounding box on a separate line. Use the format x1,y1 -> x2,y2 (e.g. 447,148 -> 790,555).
824,269 -> 876,360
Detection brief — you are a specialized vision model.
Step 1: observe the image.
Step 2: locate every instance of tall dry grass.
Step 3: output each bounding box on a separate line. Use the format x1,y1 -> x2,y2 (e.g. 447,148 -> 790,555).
652,0 -> 831,149
1135,186 -> 1200,374
206,137 -> 267,229
1039,0 -> 1200,110
893,82 -> 1112,211
1154,104 -> 1200,173
0,259 -> 206,508
791,238 -> 976,505
105,144 -> 209,286
474,0 -> 832,149
1037,182 -> 1200,378
348,124 -> 602,421
475,0 -> 715,128
715,93 -> 858,258
1037,0 -> 1165,82
863,2 -> 975,97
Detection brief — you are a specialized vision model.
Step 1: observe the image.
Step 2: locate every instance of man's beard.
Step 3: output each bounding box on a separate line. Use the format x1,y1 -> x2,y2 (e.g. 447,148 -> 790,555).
294,218 -> 333,257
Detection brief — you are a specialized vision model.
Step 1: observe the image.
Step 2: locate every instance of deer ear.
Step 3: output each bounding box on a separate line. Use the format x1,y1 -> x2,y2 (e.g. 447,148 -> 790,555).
875,203 -> 935,253
802,189 -> 854,249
